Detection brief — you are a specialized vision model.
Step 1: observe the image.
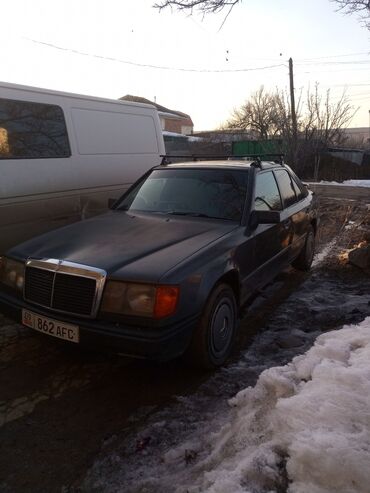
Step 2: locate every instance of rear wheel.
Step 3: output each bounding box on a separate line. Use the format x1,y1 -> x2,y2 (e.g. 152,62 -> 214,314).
186,283 -> 237,369
292,225 -> 315,271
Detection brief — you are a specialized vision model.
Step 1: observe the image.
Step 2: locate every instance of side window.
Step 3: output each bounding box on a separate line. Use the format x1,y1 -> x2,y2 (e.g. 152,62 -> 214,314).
291,176 -> 305,201
274,169 -> 297,208
0,98 -> 71,159
254,171 -> 282,211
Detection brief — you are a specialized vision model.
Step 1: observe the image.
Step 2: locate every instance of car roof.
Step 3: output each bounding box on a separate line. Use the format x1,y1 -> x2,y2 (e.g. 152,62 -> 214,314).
155,160 -> 284,171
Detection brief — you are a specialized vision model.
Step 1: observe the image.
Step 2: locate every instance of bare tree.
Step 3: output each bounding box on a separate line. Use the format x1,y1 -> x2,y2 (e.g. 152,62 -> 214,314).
299,85 -> 356,177
223,85 -> 356,174
155,0 -> 370,27
154,0 -> 241,13
225,85 -> 354,143
155,0 -> 370,13
303,85 -> 354,145
332,0 -> 370,27
332,0 -> 370,14
225,87 -> 282,139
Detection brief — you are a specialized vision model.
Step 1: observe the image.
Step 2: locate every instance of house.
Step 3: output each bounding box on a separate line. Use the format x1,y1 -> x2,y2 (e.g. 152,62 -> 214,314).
119,95 -> 193,135
342,127 -> 370,147
193,129 -> 258,143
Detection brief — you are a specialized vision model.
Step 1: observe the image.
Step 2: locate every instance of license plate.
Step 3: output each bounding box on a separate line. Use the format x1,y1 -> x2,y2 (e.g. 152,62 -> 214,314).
22,309 -> 79,343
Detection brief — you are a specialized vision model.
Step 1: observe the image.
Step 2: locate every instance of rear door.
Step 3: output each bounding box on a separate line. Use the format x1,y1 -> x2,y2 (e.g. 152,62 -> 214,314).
247,170 -> 290,290
274,168 -> 309,259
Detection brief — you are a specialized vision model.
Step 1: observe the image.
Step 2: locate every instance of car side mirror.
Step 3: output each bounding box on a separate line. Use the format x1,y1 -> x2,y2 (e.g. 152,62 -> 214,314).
303,182 -> 315,195
249,210 -> 281,229
108,198 -> 116,209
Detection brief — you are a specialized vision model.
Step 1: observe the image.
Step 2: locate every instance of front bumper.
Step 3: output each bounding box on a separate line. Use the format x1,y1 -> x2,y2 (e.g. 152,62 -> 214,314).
0,291 -> 199,362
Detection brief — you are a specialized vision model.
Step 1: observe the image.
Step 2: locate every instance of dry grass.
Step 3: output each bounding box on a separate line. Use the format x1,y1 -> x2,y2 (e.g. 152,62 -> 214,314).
316,197 -> 370,269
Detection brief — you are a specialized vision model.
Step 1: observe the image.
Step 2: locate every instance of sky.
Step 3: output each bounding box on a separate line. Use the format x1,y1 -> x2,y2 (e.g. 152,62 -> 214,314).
1,0 -> 369,131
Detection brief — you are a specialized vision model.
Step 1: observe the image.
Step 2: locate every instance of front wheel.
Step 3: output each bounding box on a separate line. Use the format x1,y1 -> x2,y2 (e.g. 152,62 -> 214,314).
185,283 -> 238,369
292,225 -> 315,271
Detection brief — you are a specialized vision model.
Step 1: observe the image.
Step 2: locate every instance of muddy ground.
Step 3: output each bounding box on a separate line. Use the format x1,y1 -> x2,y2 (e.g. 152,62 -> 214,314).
1,195 -> 370,492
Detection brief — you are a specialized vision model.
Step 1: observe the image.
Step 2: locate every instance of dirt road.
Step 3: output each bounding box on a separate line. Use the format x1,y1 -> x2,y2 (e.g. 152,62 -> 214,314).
309,183 -> 370,201
0,197 -> 369,492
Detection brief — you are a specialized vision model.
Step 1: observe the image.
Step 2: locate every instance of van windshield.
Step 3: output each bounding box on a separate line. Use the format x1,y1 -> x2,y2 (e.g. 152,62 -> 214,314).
116,168 -> 249,222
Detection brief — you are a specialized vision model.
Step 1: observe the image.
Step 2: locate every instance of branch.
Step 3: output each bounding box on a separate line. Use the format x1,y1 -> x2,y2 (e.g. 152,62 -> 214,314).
331,0 -> 370,27
154,0 -> 241,14
332,0 -> 370,13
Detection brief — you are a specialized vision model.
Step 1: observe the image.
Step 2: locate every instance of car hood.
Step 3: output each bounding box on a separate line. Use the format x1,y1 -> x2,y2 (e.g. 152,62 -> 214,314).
9,211 -> 237,282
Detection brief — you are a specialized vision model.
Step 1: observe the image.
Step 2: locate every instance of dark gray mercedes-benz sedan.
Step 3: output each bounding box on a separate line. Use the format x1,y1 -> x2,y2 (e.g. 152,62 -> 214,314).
0,159 -> 318,368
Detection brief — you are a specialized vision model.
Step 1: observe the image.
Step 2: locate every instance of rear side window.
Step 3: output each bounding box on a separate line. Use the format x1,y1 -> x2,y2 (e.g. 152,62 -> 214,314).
0,98 -> 71,159
254,171 -> 282,211
274,169 -> 297,208
291,176 -> 305,201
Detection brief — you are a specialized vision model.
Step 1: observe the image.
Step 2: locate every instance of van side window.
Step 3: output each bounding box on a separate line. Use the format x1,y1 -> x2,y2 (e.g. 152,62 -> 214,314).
0,98 -> 71,159
254,171 -> 282,211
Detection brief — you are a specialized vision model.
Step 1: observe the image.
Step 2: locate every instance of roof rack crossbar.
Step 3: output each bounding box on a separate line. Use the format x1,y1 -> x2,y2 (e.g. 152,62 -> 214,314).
159,153 -> 285,165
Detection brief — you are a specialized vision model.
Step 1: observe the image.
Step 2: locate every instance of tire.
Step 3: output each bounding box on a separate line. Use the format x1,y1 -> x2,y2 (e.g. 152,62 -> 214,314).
185,283 -> 238,370
292,225 -> 315,271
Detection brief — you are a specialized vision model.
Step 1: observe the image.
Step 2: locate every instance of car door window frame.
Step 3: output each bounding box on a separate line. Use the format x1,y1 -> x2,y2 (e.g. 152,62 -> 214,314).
290,175 -> 306,201
253,170 -> 283,212
273,168 -> 299,209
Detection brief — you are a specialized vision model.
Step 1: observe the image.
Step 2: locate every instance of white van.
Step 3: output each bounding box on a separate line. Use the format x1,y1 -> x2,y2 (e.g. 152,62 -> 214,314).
0,82 -> 165,253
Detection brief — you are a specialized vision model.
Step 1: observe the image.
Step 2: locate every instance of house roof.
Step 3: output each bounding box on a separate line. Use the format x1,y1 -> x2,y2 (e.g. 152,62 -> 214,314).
120,95 -> 193,125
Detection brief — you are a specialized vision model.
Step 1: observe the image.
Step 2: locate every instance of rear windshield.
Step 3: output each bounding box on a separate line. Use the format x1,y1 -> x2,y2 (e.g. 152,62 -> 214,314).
116,168 -> 249,222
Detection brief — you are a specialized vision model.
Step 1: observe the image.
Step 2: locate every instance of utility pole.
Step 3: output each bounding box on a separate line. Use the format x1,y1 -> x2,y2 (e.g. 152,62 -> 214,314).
289,57 -> 298,145
288,58 -> 298,167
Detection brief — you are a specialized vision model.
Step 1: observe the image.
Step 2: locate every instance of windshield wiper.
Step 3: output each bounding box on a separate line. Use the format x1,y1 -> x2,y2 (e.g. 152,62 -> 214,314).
165,211 -> 232,220
116,209 -> 234,221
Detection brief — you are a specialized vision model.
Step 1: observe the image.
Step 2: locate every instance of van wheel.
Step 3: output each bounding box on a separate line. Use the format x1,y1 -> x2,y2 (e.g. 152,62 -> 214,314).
292,225 -> 315,271
186,284 -> 237,370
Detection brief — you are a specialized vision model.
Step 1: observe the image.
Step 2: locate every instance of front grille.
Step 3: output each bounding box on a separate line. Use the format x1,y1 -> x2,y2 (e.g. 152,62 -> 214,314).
25,267 -> 54,307
25,266 -> 97,316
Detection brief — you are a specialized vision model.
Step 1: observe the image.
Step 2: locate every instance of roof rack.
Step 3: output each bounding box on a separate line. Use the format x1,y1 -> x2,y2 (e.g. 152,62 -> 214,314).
160,153 -> 285,166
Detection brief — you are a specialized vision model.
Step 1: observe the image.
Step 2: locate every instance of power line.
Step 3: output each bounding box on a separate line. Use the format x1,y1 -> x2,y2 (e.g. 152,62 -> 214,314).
22,37 -> 370,78
341,92 -> 370,97
330,93 -> 370,102
348,93 -> 370,99
25,37 -> 286,73
23,37 -> 370,74
305,83 -> 370,88
298,51 -> 369,61
330,83 -> 370,87
215,51 -> 369,64
295,67 -> 370,75
296,60 -> 370,66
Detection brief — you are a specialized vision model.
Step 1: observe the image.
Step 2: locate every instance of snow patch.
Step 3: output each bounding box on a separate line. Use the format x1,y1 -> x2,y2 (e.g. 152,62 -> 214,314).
312,238 -> 337,266
83,318 -> 370,493
173,318 -> 370,493
319,180 -> 370,188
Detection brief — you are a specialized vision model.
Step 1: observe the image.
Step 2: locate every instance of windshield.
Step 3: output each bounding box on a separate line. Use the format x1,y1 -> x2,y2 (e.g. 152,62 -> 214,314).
116,168 -> 249,221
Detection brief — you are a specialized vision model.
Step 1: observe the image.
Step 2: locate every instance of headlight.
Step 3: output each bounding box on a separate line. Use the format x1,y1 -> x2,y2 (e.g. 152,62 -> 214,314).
101,281 -> 179,318
0,257 -> 25,292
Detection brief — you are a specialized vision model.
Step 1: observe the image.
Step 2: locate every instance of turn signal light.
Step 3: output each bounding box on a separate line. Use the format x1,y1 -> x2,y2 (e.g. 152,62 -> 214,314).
154,286 -> 179,319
